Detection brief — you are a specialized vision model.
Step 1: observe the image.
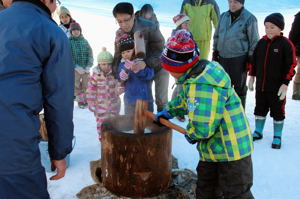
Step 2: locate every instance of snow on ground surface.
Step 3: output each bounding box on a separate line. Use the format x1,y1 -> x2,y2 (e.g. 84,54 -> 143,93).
47,1 -> 300,198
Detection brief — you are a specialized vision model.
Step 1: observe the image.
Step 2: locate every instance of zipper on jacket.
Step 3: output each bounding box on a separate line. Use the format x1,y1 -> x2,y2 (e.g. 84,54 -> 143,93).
262,41 -> 271,91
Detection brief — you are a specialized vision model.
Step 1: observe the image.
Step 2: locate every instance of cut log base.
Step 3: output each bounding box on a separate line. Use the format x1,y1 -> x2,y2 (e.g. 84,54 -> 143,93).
77,168 -> 197,199
101,115 -> 172,198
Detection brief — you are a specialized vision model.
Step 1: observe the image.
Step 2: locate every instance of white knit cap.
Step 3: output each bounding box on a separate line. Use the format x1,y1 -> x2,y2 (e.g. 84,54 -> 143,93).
173,14 -> 190,27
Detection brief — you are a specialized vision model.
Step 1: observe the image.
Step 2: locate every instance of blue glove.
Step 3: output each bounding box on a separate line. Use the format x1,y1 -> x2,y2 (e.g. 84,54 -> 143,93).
155,108 -> 174,122
185,134 -> 197,144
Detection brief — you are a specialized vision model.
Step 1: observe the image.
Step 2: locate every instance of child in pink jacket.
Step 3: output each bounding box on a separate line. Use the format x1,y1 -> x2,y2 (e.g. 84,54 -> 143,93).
86,48 -> 123,140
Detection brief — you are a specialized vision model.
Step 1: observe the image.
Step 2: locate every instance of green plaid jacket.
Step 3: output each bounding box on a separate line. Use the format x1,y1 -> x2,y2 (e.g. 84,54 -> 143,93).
166,60 -> 253,162
69,35 -> 93,68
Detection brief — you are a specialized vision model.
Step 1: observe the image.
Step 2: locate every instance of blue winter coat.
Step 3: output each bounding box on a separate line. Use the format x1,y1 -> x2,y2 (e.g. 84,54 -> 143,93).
118,61 -> 154,105
0,1 -> 74,175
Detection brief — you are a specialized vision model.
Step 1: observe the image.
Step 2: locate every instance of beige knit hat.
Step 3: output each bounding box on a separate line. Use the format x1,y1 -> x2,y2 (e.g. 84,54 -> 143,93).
97,47 -> 113,64
56,6 -> 71,17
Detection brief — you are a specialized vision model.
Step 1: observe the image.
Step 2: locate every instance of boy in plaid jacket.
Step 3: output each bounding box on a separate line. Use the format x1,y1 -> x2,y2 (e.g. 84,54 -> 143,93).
69,22 -> 93,108
156,30 -> 254,199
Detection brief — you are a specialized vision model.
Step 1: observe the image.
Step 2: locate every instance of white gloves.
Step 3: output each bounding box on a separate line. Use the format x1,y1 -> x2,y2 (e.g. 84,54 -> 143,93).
248,76 -> 255,91
278,84 -> 288,100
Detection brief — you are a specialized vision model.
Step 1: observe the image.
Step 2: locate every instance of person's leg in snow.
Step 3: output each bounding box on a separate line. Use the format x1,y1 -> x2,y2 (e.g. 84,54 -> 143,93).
96,116 -> 105,141
269,91 -> 286,149
272,120 -> 284,149
196,156 -> 254,199
253,91 -> 270,140
196,161 -> 219,198
252,116 -> 266,140
218,156 -> 254,199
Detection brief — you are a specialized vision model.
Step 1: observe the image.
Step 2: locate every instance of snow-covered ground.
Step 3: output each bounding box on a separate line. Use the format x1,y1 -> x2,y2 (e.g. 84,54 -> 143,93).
47,1 -> 300,198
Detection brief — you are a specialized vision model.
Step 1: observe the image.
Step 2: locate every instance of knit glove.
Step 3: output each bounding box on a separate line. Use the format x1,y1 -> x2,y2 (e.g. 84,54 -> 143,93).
184,134 -> 197,145
75,66 -> 85,75
277,84 -> 288,100
248,76 -> 255,91
119,69 -> 129,81
155,108 -> 173,121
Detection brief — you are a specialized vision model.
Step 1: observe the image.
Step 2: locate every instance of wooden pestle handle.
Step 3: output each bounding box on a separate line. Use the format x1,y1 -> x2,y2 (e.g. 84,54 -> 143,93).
144,111 -> 186,134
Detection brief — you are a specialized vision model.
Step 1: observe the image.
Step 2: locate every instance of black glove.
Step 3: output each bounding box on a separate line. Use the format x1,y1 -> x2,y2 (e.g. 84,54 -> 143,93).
184,134 -> 197,144
212,50 -> 219,62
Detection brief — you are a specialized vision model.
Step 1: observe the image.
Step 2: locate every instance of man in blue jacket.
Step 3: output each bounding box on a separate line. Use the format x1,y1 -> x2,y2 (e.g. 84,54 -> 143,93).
0,0 -> 74,198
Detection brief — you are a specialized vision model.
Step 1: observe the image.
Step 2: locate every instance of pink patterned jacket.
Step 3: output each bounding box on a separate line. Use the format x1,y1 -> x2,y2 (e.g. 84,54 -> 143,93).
86,67 -> 122,116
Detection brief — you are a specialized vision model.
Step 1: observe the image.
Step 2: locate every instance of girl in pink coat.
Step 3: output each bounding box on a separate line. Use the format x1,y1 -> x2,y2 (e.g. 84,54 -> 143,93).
86,48 -> 123,140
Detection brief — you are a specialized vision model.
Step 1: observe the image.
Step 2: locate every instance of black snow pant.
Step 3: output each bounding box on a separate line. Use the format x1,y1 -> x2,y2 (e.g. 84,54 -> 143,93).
196,155 -> 254,199
0,167 -> 50,199
219,55 -> 248,108
254,91 -> 286,121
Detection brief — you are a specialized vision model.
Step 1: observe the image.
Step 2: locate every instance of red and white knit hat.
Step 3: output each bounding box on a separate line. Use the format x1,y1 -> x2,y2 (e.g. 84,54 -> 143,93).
161,29 -> 199,73
173,14 -> 190,27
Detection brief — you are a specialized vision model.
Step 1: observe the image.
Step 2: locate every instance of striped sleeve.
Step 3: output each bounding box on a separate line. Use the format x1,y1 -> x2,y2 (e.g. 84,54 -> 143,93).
283,37 -> 297,85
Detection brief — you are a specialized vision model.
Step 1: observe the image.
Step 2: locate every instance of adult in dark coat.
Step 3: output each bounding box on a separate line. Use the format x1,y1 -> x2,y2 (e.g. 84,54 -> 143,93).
289,11 -> 300,100
112,2 -> 169,112
0,0 -> 74,198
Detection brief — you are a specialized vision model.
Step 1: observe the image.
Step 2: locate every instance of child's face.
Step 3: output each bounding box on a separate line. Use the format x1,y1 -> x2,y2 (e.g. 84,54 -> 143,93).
265,22 -> 281,40
121,49 -> 134,60
181,21 -> 190,30
99,63 -> 112,73
59,13 -> 71,25
71,29 -> 81,37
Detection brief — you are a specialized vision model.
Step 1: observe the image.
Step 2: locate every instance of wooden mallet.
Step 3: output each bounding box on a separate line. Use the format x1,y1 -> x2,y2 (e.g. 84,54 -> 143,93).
134,99 -> 186,134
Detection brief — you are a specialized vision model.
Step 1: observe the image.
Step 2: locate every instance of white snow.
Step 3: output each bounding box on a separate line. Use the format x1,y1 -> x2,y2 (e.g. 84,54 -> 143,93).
47,1 -> 300,198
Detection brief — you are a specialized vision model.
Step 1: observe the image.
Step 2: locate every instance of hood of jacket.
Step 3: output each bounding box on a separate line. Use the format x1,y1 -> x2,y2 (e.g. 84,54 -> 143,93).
177,60 -> 231,89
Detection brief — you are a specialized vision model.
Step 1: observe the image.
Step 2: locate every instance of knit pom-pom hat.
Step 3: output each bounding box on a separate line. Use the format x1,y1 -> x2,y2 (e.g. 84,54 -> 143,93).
97,47 -> 113,64
173,14 -> 190,27
161,29 -> 199,73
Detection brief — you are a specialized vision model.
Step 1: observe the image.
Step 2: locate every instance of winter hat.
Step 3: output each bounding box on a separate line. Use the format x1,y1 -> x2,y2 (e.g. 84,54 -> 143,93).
161,29 -> 199,73
57,6 -> 71,17
70,22 -> 81,32
118,33 -> 134,53
264,13 -> 285,30
236,0 -> 245,4
97,47 -> 113,64
173,14 -> 190,27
